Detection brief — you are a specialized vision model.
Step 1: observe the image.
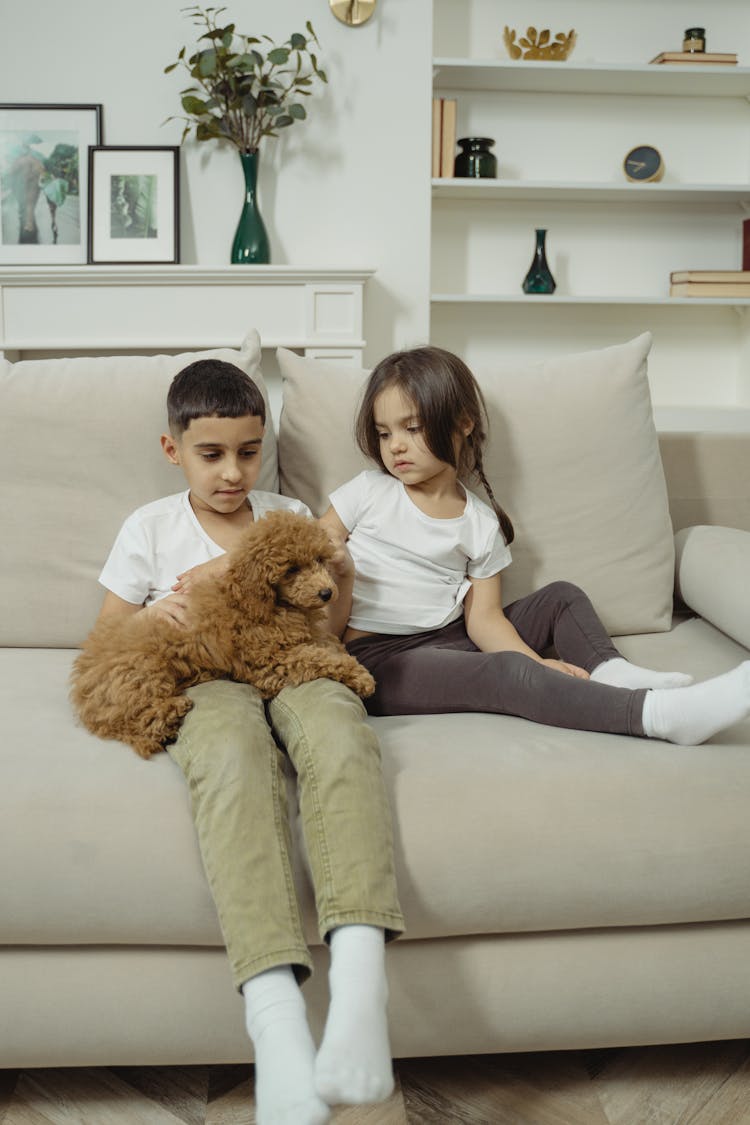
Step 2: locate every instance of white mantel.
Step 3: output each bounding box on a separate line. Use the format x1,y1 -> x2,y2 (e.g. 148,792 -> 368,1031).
0,266 -> 374,361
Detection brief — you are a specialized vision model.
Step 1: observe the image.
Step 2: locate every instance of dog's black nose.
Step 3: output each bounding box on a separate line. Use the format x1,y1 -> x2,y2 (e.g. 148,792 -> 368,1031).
319,588 -> 333,603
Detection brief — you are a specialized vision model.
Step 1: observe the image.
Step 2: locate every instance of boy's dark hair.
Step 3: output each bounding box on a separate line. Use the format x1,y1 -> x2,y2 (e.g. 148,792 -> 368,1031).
167,359 -> 266,436
355,345 -> 514,545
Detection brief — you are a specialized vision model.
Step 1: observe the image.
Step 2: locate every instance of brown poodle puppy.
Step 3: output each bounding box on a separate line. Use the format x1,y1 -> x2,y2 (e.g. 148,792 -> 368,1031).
70,510 -> 375,759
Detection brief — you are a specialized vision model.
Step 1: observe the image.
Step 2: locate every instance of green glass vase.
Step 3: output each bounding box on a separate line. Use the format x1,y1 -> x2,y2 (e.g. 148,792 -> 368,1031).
231,151 -> 270,265
522,228 -> 556,294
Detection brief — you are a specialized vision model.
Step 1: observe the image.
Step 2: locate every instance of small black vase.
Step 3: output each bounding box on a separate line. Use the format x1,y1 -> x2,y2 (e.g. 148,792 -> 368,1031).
454,137 -> 497,179
522,228 -> 556,294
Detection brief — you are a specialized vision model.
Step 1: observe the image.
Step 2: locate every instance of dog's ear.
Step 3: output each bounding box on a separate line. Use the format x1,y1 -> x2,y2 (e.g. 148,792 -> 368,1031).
223,511 -> 308,618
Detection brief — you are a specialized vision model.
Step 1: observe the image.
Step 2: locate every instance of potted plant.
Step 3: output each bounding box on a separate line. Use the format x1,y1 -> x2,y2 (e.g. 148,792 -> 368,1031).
165,5 -> 328,263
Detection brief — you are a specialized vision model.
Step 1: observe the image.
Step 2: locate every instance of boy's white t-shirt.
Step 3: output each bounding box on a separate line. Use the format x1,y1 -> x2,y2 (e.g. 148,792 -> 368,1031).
99,489 -> 311,606
329,470 -> 512,635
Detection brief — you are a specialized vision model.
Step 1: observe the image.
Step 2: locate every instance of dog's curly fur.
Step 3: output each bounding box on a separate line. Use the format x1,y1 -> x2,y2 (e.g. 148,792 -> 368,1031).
70,510 -> 375,759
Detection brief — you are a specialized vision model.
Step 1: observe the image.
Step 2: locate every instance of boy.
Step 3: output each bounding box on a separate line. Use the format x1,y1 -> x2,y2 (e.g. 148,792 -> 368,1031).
96,358 -> 404,1125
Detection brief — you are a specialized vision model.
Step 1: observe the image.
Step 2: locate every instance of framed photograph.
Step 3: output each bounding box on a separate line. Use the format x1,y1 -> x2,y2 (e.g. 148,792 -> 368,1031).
0,103 -> 102,263
88,146 -> 180,265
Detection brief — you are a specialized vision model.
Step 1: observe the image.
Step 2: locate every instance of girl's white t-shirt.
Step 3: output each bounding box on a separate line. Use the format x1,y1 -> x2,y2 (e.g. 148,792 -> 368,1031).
329,470 -> 512,635
99,489 -> 311,606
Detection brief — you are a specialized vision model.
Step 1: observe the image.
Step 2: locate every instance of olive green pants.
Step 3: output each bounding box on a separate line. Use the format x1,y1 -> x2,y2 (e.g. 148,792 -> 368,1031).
168,678 -> 404,988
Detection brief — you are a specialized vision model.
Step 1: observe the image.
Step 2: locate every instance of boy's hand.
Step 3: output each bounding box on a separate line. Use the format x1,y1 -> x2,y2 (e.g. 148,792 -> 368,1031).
172,554 -> 229,594
145,592 -> 191,628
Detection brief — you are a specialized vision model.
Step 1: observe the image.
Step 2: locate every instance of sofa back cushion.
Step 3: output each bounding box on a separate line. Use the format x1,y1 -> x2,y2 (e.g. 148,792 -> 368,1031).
278,333 -> 675,635
0,331 -> 276,647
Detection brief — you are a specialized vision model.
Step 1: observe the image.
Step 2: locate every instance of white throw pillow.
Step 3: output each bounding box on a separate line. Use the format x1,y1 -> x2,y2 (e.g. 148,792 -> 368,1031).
0,330 -> 276,646
277,333 -> 675,635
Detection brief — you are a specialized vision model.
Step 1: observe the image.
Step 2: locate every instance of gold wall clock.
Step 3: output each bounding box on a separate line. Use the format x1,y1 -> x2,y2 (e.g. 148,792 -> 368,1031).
623,145 -> 664,183
329,0 -> 376,27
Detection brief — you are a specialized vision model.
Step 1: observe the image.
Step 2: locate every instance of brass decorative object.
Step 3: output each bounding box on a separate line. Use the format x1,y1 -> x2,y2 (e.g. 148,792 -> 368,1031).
503,26 -> 577,61
330,0 -> 376,27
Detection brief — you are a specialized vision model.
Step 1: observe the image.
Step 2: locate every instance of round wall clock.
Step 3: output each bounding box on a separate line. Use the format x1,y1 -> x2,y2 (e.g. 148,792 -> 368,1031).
623,145 -> 664,183
330,0 -> 376,26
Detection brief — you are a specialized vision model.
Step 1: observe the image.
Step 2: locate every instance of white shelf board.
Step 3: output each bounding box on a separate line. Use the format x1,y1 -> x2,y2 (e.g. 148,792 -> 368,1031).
433,58 -> 750,98
432,179 -> 750,205
431,293 -> 750,306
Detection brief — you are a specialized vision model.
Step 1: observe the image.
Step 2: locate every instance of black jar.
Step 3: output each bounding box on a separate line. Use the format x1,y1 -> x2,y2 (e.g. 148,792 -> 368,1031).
683,27 -> 706,52
454,137 -> 497,179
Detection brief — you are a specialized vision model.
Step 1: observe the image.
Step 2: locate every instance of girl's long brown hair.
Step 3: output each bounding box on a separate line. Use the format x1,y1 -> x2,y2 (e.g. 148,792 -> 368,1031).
355,345 -> 514,544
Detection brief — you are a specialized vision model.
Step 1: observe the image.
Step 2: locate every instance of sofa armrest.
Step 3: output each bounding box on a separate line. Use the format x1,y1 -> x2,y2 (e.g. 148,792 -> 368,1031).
674,525 -> 750,651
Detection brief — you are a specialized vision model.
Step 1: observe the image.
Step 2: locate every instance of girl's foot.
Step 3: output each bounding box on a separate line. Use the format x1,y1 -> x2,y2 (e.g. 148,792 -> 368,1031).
314,925 -> 394,1106
591,656 -> 693,691
642,662 -> 750,745
243,966 -> 330,1125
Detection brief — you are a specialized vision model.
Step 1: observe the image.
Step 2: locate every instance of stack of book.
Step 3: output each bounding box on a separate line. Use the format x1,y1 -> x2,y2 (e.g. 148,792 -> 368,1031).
432,97 -> 457,178
670,270 -> 750,297
650,51 -> 738,66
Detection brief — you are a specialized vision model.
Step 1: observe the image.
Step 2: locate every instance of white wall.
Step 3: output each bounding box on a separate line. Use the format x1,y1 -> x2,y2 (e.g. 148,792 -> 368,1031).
1,0 -> 433,364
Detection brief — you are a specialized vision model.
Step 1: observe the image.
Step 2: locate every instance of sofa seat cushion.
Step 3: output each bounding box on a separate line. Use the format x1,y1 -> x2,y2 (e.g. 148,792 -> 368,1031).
2,619 -> 749,949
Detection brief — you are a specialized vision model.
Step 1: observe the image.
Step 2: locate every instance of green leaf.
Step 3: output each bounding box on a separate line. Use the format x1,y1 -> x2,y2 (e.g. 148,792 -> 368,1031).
289,103 -> 306,120
182,93 -> 211,115
267,47 -> 290,65
290,33 -> 306,50
242,93 -> 258,115
164,62 -> 179,73
198,48 -> 217,76
274,114 -> 294,128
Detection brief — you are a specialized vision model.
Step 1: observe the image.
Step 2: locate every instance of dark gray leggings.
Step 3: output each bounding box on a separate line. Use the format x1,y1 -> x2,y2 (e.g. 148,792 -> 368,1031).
346,581 -> 647,737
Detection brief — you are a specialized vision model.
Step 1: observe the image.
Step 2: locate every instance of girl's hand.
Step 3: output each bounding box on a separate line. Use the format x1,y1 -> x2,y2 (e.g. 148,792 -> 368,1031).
321,525 -> 354,585
172,554 -> 229,594
542,658 -> 590,680
145,592 -> 191,628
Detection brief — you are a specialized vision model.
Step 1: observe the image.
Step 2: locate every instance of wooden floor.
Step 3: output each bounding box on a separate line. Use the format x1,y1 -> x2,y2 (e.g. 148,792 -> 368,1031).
3,1040 -> 750,1124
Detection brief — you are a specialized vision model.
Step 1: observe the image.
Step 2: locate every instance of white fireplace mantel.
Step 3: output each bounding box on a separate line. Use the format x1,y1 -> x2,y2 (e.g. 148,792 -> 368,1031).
0,265 -> 374,362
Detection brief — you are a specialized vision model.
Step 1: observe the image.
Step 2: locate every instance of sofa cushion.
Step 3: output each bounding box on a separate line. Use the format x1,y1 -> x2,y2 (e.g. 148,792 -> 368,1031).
2,622 -> 749,949
277,334 -> 674,635
675,525 -> 750,651
0,331 -> 276,647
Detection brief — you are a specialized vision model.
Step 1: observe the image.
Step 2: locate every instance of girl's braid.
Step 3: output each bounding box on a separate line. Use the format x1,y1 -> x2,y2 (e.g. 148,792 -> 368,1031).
468,435 -> 515,545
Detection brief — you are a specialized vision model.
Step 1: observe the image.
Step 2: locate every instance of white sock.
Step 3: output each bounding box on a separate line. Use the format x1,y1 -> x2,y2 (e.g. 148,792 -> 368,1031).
242,965 -> 330,1125
642,662 -> 750,745
591,656 -> 693,690
314,925 -> 394,1107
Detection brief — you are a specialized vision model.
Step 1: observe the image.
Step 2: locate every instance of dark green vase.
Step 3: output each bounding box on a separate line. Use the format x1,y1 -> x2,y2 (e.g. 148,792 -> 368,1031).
522,228 -> 556,294
231,151 -> 270,265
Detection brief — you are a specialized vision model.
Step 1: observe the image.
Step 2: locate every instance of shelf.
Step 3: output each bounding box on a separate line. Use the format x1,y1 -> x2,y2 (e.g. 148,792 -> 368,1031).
432,179 -> 750,205
433,58 -> 750,98
431,294 -> 750,307
0,266 -> 375,358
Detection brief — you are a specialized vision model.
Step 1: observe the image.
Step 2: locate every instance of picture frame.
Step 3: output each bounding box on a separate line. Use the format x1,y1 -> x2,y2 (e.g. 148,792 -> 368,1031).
0,103 -> 102,264
88,146 -> 180,265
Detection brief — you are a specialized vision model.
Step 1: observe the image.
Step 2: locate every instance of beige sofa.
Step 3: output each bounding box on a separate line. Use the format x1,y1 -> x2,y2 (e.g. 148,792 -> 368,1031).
2,330 -> 750,1069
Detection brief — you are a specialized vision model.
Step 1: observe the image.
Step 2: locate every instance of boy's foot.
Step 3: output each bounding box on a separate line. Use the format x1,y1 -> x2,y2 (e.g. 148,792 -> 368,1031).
314,924 -> 394,1106
243,966 -> 330,1125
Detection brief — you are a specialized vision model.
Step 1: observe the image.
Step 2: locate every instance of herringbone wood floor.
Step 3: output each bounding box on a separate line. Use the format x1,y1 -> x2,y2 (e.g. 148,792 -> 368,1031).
3,1041 -> 750,1124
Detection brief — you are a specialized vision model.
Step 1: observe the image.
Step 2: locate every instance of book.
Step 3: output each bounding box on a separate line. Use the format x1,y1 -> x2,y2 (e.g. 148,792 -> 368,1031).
650,51 -> 737,65
744,219 -> 750,271
671,270 -> 750,283
670,281 -> 750,297
431,98 -> 443,178
440,98 -> 457,178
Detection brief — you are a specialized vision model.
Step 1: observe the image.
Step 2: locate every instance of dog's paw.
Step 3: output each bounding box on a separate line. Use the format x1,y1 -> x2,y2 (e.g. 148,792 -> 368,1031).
346,667 -> 376,698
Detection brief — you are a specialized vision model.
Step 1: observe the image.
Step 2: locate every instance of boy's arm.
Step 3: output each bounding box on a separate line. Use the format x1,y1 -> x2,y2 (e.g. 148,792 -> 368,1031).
95,588 -> 191,628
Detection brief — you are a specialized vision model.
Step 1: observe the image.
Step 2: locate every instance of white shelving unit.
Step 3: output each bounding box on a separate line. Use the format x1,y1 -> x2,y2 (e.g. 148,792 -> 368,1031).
429,6 -> 750,420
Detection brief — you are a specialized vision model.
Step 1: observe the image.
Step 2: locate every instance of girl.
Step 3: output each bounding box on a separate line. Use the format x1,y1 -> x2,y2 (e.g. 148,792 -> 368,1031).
320,345 -> 750,745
